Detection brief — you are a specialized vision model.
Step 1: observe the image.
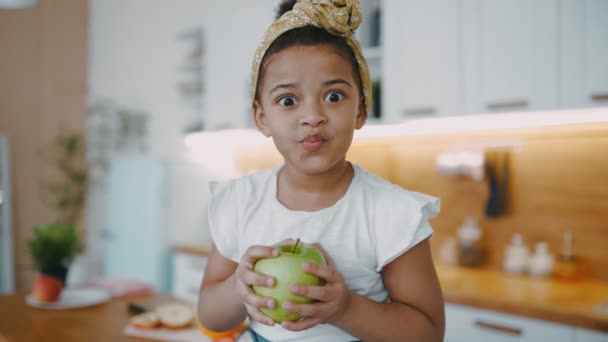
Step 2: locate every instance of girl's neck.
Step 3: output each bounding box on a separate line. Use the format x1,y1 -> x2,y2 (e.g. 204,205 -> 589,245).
276,160 -> 354,212
280,160 -> 352,192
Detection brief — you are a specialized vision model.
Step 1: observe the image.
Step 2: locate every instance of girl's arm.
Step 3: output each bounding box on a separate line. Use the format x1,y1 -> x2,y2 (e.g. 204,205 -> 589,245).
282,238 -> 445,341
198,244 -> 279,332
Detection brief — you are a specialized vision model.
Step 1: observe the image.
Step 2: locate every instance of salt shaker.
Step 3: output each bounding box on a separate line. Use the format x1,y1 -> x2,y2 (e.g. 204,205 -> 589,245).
457,217 -> 485,267
528,242 -> 554,277
503,234 -> 529,274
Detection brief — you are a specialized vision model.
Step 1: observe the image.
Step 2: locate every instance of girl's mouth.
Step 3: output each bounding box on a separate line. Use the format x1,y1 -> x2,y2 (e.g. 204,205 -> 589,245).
301,135 -> 326,152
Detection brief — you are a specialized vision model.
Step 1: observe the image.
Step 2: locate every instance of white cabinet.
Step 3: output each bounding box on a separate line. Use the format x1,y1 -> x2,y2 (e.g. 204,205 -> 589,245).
172,251 -> 208,303
383,0 -> 462,121
382,0 -> 564,121
446,304 -> 608,342
574,328 -> 608,342
462,0 -> 560,114
381,0 -> 608,120
357,0 -> 382,81
560,0 -> 608,109
445,303 -> 576,342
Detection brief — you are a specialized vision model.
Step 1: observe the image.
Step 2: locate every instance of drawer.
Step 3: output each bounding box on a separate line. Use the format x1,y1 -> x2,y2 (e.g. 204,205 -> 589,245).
445,303 -> 576,342
172,252 -> 208,303
174,252 -> 208,271
574,328 -> 608,342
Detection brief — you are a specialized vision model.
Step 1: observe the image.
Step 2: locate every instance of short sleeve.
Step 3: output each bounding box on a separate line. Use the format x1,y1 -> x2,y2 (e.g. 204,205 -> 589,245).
374,190 -> 440,271
208,180 -> 240,263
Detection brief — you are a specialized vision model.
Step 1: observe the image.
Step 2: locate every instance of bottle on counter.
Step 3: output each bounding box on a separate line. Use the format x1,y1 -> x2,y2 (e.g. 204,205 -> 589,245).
457,217 -> 485,267
528,241 -> 554,278
554,231 -> 582,281
503,233 -> 529,274
439,237 -> 459,266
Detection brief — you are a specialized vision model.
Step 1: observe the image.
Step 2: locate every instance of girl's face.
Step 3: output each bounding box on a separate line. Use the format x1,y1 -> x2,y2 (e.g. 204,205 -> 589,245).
253,44 -> 366,175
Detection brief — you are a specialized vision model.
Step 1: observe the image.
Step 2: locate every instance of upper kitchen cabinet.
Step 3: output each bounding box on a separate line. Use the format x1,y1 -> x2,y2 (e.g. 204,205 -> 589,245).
357,0 -> 383,80
462,0 -> 560,114
357,0 -> 383,120
560,0 -> 608,109
382,0 -> 462,122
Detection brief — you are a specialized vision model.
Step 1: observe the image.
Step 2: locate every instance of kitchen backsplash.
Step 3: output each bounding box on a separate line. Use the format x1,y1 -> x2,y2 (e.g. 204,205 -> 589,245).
235,121 -> 608,281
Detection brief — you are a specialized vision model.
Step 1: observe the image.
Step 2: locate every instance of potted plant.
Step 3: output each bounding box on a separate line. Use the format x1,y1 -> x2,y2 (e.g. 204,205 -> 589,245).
29,131 -> 87,302
29,224 -> 80,302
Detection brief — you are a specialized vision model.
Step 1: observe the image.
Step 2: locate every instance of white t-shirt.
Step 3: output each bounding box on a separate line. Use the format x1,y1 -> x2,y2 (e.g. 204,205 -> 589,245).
208,164 -> 440,342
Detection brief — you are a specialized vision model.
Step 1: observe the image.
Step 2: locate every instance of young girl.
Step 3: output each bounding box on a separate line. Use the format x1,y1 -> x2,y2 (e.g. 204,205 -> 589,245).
198,1 -> 445,341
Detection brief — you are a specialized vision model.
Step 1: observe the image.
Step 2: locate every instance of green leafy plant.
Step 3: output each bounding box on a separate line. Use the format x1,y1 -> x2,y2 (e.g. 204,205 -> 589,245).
29,130 -> 87,284
29,223 -> 80,281
40,131 -> 87,227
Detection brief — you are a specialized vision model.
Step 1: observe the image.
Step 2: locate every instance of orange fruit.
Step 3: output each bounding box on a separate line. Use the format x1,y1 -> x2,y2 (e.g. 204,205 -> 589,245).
198,321 -> 248,341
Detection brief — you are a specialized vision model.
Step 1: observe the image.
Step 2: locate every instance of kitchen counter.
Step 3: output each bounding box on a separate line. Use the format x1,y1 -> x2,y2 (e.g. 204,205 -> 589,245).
172,245 -> 608,332
0,292 -> 196,341
437,265 -> 608,332
174,244 -> 212,257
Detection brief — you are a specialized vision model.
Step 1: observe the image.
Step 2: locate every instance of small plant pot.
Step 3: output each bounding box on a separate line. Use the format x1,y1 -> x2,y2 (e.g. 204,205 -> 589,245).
31,271 -> 66,303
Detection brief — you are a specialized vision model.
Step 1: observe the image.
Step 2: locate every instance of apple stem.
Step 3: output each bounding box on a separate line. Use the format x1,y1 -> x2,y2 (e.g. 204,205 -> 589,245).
293,238 -> 301,253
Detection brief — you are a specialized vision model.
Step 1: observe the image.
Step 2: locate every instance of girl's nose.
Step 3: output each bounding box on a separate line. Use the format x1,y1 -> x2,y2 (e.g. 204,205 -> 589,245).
300,100 -> 327,127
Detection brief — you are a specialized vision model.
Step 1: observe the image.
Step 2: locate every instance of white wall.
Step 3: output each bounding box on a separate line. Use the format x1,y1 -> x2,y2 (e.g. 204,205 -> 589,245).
86,0 -> 279,280
83,0 -> 326,285
89,0 -> 203,158
89,0 -> 277,157
203,1 -> 276,130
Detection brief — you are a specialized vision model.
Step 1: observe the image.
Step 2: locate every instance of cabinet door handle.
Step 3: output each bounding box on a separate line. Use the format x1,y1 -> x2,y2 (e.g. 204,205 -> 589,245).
474,320 -> 522,336
486,99 -> 528,111
591,93 -> 608,102
402,106 -> 436,116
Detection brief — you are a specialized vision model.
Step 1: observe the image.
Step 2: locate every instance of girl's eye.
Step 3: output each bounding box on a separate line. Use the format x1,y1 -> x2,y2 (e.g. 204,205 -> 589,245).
325,92 -> 344,103
278,96 -> 297,107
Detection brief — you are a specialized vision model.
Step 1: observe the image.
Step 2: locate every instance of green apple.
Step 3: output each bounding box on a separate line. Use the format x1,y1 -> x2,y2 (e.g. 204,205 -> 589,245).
252,240 -> 327,322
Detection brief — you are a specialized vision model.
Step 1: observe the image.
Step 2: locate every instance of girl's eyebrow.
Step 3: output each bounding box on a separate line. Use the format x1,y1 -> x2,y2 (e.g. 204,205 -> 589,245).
322,79 -> 352,88
269,79 -> 351,95
269,83 -> 296,95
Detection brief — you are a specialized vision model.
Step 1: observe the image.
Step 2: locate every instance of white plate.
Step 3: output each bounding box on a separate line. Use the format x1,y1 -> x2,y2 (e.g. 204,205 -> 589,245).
123,325 -> 210,342
26,287 -> 112,310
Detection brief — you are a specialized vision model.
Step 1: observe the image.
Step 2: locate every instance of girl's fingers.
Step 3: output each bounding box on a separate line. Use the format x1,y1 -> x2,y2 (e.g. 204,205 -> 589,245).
236,278 -> 275,309
289,284 -> 331,302
242,269 -> 275,288
242,289 -> 276,310
301,262 -> 338,283
241,245 -> 279,267
281,316 -> 321,332
281,301 -> 320,319
245,303 -> 275,326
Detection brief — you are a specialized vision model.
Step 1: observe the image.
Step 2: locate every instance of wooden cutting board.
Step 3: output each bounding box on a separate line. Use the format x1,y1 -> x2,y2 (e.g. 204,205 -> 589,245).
123,325 -> 211,341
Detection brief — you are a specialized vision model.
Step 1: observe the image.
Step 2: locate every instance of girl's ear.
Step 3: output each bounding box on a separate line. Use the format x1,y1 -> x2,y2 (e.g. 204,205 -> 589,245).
253,100 -> 272,137
355,99 -> 368,130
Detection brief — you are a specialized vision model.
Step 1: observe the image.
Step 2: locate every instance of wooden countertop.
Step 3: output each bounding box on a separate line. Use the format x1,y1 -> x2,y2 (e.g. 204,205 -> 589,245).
172,245 -> 608,332
173,244 -> 211,257
437,265 -> 608,332
0,292 -> 195,341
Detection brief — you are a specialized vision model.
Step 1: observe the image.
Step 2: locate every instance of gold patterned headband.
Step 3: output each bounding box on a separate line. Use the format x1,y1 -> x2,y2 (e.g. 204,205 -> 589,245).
250,0 -> 372,113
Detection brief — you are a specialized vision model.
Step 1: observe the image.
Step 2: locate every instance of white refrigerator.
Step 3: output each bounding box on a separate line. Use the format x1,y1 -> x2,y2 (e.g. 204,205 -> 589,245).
103,156 -> 211,293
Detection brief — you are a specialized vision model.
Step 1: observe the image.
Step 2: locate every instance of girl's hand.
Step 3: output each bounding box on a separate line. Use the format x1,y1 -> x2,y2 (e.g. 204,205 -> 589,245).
280,243 -> 351,331
234,244 -> 279,326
